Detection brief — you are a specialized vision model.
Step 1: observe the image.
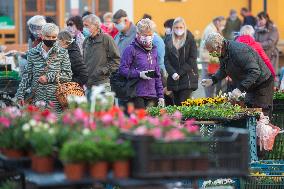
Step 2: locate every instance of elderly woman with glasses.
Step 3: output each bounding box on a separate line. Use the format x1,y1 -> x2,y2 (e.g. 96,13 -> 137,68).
119,18 -> 164,109
66,16 -> 85,55
16,23 -> 72,113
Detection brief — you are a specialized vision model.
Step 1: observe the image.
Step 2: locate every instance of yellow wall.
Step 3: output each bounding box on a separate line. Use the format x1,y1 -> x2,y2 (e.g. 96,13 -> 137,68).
134,0 -> 284,40
251,0 -> 284,40
134,0 -> 248,39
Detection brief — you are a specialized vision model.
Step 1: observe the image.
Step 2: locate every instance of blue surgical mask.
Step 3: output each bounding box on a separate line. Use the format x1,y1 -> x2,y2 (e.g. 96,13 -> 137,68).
115,21 -> 125,32
83,27 -> 91,37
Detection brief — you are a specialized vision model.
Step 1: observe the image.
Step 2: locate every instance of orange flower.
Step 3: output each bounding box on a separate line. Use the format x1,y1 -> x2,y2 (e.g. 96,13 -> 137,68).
136,109 -> 147,119
159,108 -> 167,115
127,103 -> 135,114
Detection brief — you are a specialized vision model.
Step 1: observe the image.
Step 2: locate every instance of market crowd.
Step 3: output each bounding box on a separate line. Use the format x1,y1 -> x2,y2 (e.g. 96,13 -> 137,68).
15,8 -> 282,116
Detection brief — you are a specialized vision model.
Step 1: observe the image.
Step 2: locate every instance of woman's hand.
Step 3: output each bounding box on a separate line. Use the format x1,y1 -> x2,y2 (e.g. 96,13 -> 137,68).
38,75 -> 48,84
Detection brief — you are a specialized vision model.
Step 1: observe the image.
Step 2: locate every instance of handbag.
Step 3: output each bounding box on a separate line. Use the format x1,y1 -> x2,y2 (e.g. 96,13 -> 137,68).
188,69 -> 199,91
55,80 -> 85,108
110,70 -> 139,99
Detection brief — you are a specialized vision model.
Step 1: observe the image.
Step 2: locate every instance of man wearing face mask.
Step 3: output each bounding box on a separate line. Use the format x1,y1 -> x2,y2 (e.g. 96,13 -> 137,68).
201,32 -> 273,116
199,16 -> 226,97
113,9 -> 137,55
223,9 -> 242,40
82,14 -> 120,100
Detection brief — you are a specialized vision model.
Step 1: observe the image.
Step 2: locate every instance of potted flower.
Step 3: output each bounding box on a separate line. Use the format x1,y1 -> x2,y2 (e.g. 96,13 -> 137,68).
60,138 -> 94,180
88,127 -> 118,180
0,107 -> 28,158
202,178 -> 235,189
24,120 -> 56,173
111,139 -> 134,179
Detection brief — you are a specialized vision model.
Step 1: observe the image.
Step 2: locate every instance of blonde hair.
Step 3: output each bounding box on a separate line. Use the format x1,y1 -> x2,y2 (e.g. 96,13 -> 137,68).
172,17 -> 187,49
103,12 -> 113,21
136,18 -> 155,34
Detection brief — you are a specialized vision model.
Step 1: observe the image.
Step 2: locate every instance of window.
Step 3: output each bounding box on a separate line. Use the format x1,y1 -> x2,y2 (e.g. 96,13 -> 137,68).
0,0 -> 15,29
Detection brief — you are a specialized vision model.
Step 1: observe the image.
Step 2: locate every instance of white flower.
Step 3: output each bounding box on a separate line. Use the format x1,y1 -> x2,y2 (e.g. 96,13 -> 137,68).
22,123 -> 30,131
48,128 -> 55,135
29,119 -> 37,127
43,123 -> 49,130
34,127 -> 40,133
35,101 -> 46,107
202,180 -> 212,188
82,128 -> 90,135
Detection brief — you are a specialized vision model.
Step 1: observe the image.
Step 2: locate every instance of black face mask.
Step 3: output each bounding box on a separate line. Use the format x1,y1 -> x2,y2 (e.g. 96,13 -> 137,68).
43,40 -> 56,47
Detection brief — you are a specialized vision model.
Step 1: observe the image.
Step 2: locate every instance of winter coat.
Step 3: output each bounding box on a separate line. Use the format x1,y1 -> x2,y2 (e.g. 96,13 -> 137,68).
153,32 -> 166,71
119,39 -> 164,99
16,42 -> 72,113
255,23 -> 279,73
165,30 -> 198,91
223,17 -> 242,40
236,35 -> 276,78
83,31 -> 120,88
67,41 -> 88,86
212,40 -> 271,92
199,23 -> 218,62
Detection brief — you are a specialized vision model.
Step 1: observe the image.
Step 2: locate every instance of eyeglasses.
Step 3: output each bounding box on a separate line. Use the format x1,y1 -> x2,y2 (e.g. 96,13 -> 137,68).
67,22 -> 74,27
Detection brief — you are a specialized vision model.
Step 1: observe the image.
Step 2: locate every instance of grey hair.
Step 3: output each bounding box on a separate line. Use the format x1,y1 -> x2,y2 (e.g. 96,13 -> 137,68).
136,18 -> 155,34
205,32 -> 224,50
103,12 -> 113,21
27,15 -> 46,26
82,14 -> 101,26
41,23 -> 59,37
58,30 -> 73,43
240,25 -> 255,37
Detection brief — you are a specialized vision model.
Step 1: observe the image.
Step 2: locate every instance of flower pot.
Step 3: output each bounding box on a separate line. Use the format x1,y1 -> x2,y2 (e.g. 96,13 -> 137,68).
64,163 -> 85,181
113,160 -> 130,179
208,63 -> 220,74
31,155 -> 54,173
3,149 -> 24,158
89,161 -> 108,180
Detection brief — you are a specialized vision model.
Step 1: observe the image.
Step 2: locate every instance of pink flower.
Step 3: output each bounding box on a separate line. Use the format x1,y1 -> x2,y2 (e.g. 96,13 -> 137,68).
133,126 -> 147,135
165,128 -> 185,141
74,108 -> 87,121
186,125 -> 199,133
0,117 -> 11,128
173,111 -> 182,120
101,114 -> 113,125
129,114 -> 139,125
46,113 -> 57,124
161,116 -> 172,127
148,117 -> 160,127
62,113 -> 73,125
149,127 -> 162,139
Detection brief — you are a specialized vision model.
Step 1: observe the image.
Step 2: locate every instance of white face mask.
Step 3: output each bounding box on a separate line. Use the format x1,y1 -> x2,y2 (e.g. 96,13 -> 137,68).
115,20 -> 126,32
174,29 -> 185,36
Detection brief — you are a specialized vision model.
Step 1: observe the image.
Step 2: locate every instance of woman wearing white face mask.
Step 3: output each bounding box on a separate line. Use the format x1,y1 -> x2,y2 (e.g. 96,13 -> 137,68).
164,17 -> 198,106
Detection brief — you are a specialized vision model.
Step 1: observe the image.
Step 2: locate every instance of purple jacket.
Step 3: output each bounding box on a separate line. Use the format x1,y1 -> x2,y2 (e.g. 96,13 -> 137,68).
119,40 -> 164,99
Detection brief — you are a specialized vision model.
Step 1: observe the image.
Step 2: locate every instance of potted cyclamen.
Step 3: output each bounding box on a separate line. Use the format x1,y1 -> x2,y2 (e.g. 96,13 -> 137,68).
111,139 -> 134,179
60,138 -> 93,180
24,121 -> 56,173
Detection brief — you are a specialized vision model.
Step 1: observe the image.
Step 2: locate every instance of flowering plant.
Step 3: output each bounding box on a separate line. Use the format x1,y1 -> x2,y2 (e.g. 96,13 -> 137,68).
181,96 -> 227,106
202,178 -> 235,188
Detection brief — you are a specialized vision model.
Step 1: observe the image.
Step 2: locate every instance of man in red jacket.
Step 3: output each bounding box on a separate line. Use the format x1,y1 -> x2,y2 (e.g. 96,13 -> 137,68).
236,25 -> 276,78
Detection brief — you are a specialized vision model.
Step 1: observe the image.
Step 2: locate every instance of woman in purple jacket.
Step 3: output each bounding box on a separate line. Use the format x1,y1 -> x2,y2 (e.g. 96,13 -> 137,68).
119,18 -> 164,109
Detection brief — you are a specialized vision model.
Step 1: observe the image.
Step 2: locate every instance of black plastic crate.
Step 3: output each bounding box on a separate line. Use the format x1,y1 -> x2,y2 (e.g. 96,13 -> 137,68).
0,78 -> 20,95
124,128 -> 249,179
0,169 -> 25,189
273,99 -> 284,112
240,176 -> 284,189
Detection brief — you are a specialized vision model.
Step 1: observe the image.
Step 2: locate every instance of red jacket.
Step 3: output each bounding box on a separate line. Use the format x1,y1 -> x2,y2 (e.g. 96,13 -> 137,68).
236,35 -> 276,78
101,24 -> 119,39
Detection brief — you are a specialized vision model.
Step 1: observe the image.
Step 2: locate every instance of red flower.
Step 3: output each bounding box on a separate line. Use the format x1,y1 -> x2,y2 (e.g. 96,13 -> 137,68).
136,109 -> 147,119
41,109 -> 51,117
27,105 -> 39,112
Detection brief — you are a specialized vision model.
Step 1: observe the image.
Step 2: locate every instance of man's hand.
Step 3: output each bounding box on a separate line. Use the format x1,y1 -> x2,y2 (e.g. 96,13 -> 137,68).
172,73 -> 180,81
201,79 -> 213,87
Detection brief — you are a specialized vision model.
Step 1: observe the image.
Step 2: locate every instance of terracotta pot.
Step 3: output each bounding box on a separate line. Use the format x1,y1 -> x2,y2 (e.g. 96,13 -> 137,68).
3,149 -> 24,158
89,161 -> 108,180
113,160 -> 130,179
64,163 -> 85,181
31,155 -> 54,173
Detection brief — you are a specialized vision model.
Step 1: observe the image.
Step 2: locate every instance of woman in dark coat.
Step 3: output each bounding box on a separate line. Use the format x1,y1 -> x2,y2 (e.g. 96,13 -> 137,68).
58,30 -> 88,87
164,17 -> 198,106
